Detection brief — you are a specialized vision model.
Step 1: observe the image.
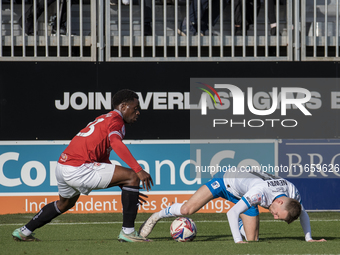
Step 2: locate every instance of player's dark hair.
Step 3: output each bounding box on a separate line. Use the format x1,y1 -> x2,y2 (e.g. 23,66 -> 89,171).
112,89 -> 138,109
285,198 -> 302,224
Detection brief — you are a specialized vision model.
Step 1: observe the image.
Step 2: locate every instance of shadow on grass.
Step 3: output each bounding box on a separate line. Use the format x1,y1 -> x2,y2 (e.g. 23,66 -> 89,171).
150,234 -> 228,242
260,236 -> 337,242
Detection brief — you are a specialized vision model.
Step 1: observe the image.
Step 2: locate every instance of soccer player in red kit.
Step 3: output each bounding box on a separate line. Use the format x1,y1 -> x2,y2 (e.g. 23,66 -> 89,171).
12,89 -> 153,242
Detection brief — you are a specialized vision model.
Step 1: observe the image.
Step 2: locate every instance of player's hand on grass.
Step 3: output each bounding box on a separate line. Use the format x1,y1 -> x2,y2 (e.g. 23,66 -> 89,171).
137,170 -> 154,191
307,239 -> 327,242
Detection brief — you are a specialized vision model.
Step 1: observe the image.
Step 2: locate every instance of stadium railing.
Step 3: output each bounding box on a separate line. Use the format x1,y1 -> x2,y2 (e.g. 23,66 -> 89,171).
0,0 -> 96,61
0,0 -> 339,61
104,0 -> 295,61
301,0 -> 340,60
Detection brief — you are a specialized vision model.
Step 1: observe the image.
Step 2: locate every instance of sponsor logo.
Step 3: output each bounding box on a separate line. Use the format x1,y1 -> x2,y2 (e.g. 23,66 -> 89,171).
60,153 -> 68,162
211,181 -> 220,190
250,193 -> 262,204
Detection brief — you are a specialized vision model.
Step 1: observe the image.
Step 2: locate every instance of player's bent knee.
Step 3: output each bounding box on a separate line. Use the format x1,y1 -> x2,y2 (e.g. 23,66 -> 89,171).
180,205 -> 194,215
126,170 -> 139,186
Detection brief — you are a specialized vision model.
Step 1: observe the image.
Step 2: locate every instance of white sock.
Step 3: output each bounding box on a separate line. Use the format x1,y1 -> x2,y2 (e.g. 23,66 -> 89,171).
122,227 -> 135,234
158,203 -> 184,218
238,218 -> 247,241
20,226 -> 32,236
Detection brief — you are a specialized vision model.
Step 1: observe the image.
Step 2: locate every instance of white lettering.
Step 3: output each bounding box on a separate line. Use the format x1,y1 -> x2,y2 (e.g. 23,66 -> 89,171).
88,92 -> 94,110
214,84 -> 244,115
0,152 -> 22,187
209,150 -> 235,176
50,161 -> 58,186
21,161 -> 46,187
70,92 -> 88,110
153,92 -> 167,110
55,92 -> 70,110
306,92 -> 322,109
286,153 -> 304,177
137,92 -> 152,109
281,119 -> 298,127
248,87 -> 278,115
168,92 -> 184,110
331,92 -> 340,109
247,119 -> 264,127
281,88 -> 312,115
213,119 -> 228,127
179,149 -> 201,185
155,160 -> 175,185
330,153 -> 340,177
96,92 -> 111,110
307,153 -> 327,177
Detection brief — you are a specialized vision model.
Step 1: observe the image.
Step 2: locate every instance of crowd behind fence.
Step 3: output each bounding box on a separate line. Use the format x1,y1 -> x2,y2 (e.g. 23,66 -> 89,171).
0,0 -> 339,61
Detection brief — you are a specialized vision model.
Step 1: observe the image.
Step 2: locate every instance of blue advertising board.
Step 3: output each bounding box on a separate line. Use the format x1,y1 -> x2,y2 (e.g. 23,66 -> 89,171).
279,139 -> 340,210
0,140 -> 276,194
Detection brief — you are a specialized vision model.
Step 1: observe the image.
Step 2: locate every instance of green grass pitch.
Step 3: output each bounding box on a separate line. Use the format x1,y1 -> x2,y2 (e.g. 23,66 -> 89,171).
0,212 -> 339,255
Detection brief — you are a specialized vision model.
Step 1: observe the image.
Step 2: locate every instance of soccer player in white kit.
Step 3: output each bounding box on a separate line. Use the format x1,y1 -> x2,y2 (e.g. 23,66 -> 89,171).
12,89 -> 153,242
139,170 -> 326,243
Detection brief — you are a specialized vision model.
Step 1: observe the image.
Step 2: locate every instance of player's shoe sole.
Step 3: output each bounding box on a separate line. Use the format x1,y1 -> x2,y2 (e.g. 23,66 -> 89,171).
118,230 -> 151,242
12,228 -> 41,242
138,212 -> 161,238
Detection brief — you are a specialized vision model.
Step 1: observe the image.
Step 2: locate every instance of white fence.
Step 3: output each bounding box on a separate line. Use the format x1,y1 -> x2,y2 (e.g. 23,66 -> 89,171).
0,0 -> 339,61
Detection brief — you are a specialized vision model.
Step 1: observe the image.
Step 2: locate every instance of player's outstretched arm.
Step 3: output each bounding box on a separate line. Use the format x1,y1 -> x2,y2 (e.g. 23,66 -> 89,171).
111,135 -> 154,190
227,199 -> 249,243
299,205 -> 326,242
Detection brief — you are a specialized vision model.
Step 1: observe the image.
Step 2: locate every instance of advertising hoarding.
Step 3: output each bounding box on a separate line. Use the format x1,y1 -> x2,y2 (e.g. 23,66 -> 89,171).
278,139 -> 340,210
0,140 -> 275,214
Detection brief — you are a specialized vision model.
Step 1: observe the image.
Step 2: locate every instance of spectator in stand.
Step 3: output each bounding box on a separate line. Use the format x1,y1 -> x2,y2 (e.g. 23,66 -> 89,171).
19,0 -> 71,35
178,0 -> 227,36
139,0 -> 152,36
234,0 -> 281,36
120,0 -> 152,36
234,0 -> 261,36
267,0 -> 283,35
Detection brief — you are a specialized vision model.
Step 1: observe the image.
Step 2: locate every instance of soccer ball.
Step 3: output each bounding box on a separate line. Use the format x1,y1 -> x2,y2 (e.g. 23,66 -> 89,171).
170,217 -> 197,242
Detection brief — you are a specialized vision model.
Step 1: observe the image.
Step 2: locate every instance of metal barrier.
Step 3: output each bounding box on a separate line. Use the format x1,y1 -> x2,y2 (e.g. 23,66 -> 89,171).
0,0 -> 96,61
104,0 -> 294,61
0,0 -> 339,61
301,0 -> 340,60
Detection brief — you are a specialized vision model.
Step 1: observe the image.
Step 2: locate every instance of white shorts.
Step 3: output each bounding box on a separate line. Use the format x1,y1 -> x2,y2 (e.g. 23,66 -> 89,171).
55,162 -> 115,198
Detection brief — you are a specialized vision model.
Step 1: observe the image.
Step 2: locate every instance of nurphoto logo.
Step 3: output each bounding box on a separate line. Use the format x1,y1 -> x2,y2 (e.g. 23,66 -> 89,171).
198,83 -> 312,128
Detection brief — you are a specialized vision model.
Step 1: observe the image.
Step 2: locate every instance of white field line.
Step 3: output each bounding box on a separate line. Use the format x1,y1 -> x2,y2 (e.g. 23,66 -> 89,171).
1,219 -> 339,227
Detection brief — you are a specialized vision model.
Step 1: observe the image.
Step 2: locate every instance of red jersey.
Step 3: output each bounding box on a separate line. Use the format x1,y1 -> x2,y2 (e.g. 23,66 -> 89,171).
58,110 -> 142,173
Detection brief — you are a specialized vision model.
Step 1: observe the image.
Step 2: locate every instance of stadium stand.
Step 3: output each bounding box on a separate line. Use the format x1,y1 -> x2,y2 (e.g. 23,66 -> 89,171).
0,0 -> 339,60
